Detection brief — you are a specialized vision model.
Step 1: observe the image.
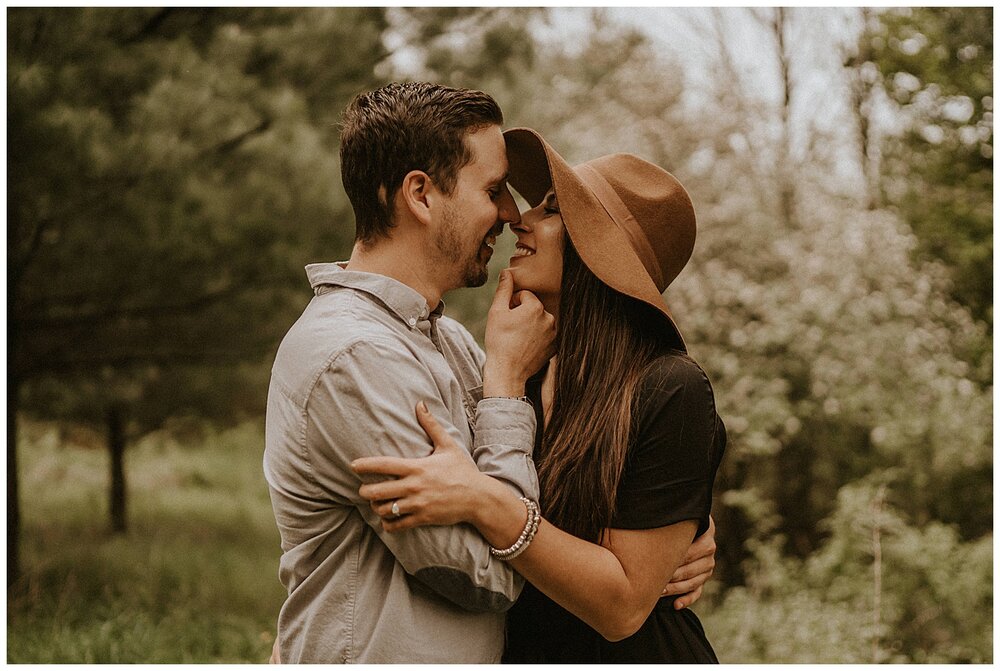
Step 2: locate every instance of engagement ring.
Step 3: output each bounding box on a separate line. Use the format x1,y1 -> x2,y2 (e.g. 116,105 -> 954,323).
390,501 -> 400,517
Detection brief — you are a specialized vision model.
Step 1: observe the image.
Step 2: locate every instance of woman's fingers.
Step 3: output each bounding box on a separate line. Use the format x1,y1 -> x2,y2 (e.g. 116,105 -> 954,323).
512,289 -> 542,310
358,477 -> 412,502
381,513 -> 421,533
415,401 -> 458,450
371,498 -> 402,518
369,498 -> 426,532
490,269 -> 514,310
351,455 -> 416,478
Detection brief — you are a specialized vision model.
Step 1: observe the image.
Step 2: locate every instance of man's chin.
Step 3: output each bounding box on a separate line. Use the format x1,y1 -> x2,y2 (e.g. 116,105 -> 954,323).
463,269 -> 489,288
461,261 -> 489,288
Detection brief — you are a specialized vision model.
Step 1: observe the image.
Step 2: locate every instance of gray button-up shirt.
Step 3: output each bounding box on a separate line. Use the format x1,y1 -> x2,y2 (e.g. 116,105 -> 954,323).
264,263 -> 539,663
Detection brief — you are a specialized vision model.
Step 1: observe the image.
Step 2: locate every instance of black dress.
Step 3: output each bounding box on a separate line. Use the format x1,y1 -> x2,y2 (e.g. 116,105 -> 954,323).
503,352 -> 726,664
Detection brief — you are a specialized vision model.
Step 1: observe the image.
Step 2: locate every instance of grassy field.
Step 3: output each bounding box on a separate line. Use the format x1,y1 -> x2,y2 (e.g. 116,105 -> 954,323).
7,420 -> 286,663
8,419 -> 990,663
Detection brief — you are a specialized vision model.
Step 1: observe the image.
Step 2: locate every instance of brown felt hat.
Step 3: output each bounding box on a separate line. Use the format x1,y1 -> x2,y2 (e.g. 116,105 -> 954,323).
504,127 -> 696,351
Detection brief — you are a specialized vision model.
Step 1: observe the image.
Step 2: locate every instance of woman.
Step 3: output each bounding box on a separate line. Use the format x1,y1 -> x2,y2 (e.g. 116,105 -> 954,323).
352,128 -> 726,663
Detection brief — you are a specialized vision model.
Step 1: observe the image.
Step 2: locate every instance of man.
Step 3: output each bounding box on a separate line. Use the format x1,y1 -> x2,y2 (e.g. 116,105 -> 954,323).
264,82 -> 714,664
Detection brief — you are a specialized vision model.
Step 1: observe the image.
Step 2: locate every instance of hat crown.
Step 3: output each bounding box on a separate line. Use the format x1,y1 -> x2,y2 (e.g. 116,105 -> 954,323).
503,127 -> 695,351
576,154 -> 697,293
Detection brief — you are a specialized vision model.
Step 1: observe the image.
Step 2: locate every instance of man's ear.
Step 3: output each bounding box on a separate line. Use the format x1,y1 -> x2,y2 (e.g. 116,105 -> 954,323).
398,170 -> 435,227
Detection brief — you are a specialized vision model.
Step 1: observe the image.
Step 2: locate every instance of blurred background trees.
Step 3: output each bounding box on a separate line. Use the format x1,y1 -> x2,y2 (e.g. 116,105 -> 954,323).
7,7 -> 992,663
857,8 -> 992,327
9,7 -> 381,576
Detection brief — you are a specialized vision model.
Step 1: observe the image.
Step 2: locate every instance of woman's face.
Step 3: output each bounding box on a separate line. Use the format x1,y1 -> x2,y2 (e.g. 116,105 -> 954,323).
507,189 -> 564,300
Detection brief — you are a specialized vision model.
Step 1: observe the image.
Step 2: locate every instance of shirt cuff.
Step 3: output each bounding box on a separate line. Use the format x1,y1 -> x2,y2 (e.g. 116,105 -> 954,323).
471,397 -> 539,499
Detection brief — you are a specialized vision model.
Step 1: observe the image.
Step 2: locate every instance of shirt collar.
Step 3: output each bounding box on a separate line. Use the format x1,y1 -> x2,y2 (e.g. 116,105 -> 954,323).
305,262 -> 445,326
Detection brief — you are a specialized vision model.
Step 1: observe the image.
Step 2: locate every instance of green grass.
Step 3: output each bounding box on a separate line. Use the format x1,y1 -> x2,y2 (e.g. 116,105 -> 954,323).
7,420 -> 286,663
9,419 -> 990,663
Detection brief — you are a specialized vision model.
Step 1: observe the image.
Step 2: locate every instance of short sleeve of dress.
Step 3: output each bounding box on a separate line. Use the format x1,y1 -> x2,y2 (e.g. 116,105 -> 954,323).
611,353 -> 726,537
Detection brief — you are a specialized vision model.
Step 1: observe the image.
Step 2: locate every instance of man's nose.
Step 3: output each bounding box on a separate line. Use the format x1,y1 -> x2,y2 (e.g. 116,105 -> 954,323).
498,185 -> 521,225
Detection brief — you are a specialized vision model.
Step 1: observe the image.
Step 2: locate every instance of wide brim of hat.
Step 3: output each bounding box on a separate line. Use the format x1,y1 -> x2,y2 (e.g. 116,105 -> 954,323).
503,127 -> 687,352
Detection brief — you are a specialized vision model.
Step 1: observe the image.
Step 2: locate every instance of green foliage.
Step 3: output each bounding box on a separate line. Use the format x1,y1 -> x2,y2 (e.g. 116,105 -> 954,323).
7,7 -> 992,663
640,9 -> 995,582
7,420 -> 284,663
861,8 -> 993,325
702,474 -> 992,663
702,579 -> 872,663
9,7 -> 382,428
10,422 -> 990,663
7,9 -> 388,572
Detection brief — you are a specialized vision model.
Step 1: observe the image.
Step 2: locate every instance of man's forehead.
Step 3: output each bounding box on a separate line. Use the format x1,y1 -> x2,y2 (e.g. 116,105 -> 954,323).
465,125 -> 508,179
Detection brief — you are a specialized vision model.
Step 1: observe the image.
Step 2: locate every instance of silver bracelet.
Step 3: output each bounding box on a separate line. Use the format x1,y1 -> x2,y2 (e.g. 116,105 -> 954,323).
482,395 -> 532,406
490,497 -> 541,560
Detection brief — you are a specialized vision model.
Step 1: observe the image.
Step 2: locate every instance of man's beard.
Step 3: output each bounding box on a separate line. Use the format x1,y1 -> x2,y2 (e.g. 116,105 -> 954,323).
435,203 -> 490,289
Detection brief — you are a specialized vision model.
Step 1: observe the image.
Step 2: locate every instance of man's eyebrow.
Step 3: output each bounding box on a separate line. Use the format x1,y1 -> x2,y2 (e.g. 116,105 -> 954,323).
490,170 -> 509,186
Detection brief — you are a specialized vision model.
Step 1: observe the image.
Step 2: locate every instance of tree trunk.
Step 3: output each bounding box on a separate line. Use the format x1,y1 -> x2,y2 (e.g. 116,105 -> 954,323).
108,405 -> 127,534
773,438 -> 817,557
8,372 -> 21,586
714,459 -> 750,586
773,7 -> 798,230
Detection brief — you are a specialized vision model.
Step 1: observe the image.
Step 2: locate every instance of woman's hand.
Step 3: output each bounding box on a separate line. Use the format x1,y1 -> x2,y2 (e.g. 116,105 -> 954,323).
483,270 -> 556,397
351,401 -> 487,532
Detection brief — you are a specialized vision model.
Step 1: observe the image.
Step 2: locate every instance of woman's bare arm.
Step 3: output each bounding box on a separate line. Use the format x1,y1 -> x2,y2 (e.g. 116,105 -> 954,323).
354,403 -> 698,640
472,472 -> 697,641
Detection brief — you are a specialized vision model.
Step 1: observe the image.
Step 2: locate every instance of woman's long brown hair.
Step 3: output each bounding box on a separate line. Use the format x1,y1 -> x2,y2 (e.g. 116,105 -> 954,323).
537,237 -> 677,542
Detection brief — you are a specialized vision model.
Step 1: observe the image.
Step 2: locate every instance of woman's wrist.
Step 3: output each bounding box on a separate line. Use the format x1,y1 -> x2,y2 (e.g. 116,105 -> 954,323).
482,360 -> 527,398
471,474 -> 532,550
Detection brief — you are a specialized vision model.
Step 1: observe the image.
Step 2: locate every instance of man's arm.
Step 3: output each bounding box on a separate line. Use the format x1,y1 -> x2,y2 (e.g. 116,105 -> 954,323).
662,515 -> 716,609
307,337 -> 535,612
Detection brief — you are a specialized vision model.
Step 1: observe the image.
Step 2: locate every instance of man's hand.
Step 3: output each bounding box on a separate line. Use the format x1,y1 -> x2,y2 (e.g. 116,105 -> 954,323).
483,269 -> 556,396
269,637 -> 281,664
662,516 -> 717,610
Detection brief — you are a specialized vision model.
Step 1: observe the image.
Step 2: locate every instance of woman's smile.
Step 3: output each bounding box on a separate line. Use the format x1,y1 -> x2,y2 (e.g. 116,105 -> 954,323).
511,242 -> 535,259
506,189 -> 564,302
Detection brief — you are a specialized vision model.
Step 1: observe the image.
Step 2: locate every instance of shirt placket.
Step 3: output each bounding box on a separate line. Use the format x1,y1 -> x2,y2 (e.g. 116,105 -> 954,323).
417,315 -> 478,431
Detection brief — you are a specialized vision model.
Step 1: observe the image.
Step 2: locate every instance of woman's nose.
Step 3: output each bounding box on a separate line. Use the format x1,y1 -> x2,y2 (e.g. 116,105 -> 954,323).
511,204 -> 543,233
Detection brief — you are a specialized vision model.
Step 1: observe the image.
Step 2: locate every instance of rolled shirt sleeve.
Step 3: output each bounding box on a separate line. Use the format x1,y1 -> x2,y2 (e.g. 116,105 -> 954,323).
306,337 -> 536,613
446,321 -> 540,498
472,397 -> 539,498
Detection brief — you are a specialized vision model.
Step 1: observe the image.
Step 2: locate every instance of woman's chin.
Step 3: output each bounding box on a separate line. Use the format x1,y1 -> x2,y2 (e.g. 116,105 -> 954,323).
505,265 -> 527,291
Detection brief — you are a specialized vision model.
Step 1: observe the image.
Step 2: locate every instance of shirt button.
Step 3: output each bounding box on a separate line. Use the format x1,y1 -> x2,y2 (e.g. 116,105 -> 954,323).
408,317 -> 417,327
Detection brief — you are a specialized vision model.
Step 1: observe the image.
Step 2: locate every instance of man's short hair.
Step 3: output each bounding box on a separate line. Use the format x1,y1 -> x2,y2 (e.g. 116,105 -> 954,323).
340,82 -> 504,245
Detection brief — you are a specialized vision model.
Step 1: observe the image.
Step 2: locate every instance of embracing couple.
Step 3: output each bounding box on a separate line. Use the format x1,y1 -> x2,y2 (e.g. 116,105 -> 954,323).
263,82 -> 726,664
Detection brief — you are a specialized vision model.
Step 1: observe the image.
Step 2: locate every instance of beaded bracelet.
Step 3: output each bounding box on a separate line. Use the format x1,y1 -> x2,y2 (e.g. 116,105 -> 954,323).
490,496 -> 541,560
482,395 -> 532,406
